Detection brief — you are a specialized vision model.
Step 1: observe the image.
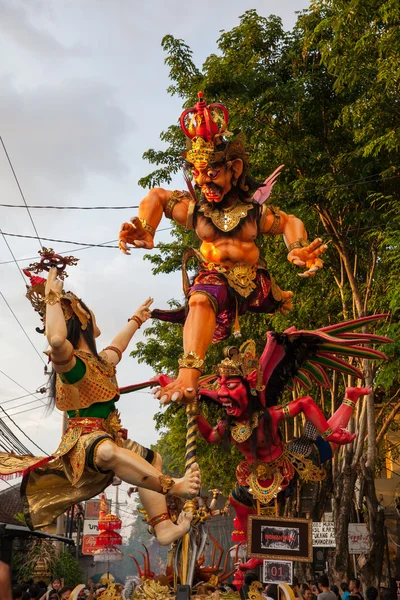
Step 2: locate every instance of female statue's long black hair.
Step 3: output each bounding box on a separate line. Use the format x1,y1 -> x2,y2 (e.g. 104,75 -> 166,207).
47,299 -> 101,410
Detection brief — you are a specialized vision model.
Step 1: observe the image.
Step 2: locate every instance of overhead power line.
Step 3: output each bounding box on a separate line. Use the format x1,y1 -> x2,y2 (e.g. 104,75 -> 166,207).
0,203 -> 140,210
0,226 -> 174,250
0,406 -> 48,455
0,239 -> 119,266
0,292 -> 47,365
0,223 -> 394,256
1,136 -> 43,248
0,392 -> 40,406
0,228 -> 26,283
0,369 -> 61,417
0,172 -> 398,211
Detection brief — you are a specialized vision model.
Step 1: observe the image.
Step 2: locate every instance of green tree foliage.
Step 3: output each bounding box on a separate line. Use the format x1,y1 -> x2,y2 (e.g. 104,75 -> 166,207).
131,3 -> 399,584
53,550 -> 84,587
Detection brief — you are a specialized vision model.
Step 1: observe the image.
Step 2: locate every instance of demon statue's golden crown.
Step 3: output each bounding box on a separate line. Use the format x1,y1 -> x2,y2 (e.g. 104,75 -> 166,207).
216,340 -> 264,392
180,92 -> 249,188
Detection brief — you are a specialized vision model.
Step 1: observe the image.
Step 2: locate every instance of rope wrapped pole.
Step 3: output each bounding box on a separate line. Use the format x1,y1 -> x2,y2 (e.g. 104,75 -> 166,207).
185,398 -> 199,472
179,397 -> 200,586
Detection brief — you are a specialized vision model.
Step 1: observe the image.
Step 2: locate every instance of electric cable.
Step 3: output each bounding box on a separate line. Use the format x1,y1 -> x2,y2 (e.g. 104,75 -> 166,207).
0,222 -> 396,254
0,226 -> 174,249
0,392 -> 36,406
0,292 -> 47,365
0,173 -> 398,210
0,239 -> 117,266
0,411 -> 34,454
0,228 -> 26,283
0,405 -> 48,455
1,136 -> 43,248
0,369 -> 62,417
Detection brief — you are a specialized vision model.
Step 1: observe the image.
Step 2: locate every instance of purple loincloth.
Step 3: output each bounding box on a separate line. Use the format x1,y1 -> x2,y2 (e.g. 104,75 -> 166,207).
151,266 -> 281,342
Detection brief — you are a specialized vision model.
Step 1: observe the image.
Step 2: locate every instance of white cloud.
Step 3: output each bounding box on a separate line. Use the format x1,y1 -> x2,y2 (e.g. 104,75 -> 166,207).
0,0 -> 307,491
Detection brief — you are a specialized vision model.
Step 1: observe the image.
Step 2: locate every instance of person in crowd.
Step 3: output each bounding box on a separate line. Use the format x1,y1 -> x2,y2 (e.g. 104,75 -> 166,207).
265,584 -> 278,600
341,583 -> 350,600
0,561 -> 12,600
310,581 -> 319,600
331,585 -> 341,600
28,586 -> 43,600
240,572 -> 260,600
50,581 -> 62,596
11,587 -> 23,600
304,589 -> 314,600
365,588 -> 378,600
317,575 -> 337,600
58,589 -> 72,600
292,576 -> 303,599
349,580 -> 364,600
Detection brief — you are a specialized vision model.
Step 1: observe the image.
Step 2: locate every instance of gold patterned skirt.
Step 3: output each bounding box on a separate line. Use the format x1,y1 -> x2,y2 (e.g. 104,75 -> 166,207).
0,411 -> 152,530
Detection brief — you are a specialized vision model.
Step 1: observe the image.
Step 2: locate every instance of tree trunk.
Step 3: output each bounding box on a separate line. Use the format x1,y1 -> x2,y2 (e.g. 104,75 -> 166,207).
328,463 -> 358,584
357,461 -> 386,587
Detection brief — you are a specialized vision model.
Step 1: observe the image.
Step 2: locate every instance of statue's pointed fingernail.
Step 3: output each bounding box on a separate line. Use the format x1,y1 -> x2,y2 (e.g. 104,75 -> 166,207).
153,390 -> 161,399
186,387 -> 194,392
160,394 -> 168,403
171,392 -> 180,402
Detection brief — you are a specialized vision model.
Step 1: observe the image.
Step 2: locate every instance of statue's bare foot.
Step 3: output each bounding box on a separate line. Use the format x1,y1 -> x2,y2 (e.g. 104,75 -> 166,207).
153,368 -> 200,405
345,386 -> 371,404
154,511 -> 193,546
169,462 -> 201,498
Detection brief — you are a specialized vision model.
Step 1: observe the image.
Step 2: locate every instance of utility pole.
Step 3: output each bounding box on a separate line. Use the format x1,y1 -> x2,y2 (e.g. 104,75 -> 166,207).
55,412 -> 68,552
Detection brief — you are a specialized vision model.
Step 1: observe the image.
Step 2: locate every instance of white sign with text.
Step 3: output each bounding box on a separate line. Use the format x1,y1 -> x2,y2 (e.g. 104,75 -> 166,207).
348,523 -> 370,554
312,522 -> 335,547
83,519 -> 99,536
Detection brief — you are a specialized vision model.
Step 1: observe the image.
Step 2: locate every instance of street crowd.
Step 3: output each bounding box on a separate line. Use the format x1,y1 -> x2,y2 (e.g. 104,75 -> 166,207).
0,560 -> 398,600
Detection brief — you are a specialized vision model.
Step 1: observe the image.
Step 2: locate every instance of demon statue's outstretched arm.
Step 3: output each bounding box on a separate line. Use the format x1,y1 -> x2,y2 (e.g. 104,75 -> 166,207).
260,207 -> 326,278
119,188 -> 191,253
276,387 -> 370,444
197,414 -> 227,444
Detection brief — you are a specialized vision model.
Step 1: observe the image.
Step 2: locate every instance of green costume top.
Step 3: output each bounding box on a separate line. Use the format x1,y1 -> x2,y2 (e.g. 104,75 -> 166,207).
56,350 -> 119,417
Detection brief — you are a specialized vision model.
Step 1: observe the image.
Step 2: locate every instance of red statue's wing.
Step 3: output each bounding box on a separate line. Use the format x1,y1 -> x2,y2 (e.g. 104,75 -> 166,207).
260,314 -> 391,407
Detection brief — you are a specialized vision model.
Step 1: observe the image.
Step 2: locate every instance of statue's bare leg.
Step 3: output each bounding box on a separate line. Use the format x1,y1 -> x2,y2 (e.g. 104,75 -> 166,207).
138,453 -> 193,545
96,441 -> 201,498
157,293 -> 216,404
328,386 -> 370,433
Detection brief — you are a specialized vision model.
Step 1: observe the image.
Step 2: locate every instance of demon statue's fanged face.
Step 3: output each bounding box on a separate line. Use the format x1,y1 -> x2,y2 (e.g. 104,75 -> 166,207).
214,341 -> 265,419
216,372 -> 259,419
217,375 -> 249,418
192,159 -> 244,204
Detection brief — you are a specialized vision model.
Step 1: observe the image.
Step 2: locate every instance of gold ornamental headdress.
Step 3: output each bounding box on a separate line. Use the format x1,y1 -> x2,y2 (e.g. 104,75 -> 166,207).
180,92 -> 250,189
24,248 -> 90,333
216,340 -> 264,394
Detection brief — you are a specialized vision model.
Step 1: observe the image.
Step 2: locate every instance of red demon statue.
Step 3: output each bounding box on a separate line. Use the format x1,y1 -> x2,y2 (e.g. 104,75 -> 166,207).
195,315 -> 390,568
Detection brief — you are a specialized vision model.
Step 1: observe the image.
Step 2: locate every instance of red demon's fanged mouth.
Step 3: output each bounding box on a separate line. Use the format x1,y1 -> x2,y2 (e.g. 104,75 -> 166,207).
202,184 -> 223,202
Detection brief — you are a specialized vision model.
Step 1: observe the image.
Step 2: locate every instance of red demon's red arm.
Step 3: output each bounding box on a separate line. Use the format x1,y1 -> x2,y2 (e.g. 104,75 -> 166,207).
197,414 -> 226,444
274,395 -> 331,433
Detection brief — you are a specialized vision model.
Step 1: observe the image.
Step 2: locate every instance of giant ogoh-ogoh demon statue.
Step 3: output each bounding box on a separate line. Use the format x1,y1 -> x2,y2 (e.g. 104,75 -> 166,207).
118,92 -> 327,406
193,315 -> 390,569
